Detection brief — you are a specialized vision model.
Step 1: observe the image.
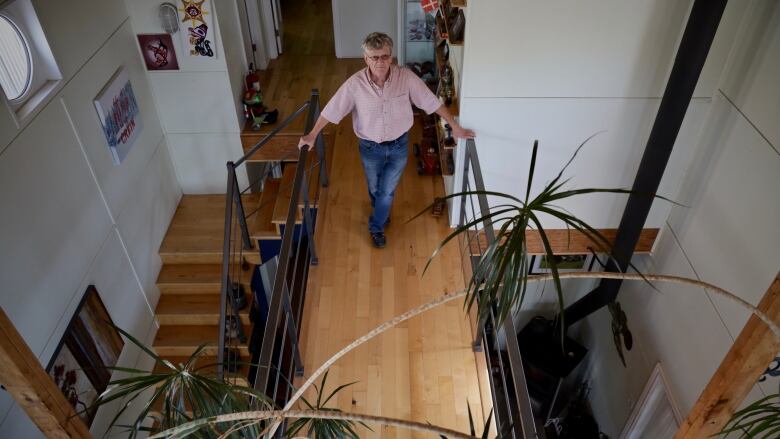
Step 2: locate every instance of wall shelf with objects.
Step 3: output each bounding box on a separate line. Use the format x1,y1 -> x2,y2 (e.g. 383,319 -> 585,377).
437,0 -> 466,46
437,119 -> 456,176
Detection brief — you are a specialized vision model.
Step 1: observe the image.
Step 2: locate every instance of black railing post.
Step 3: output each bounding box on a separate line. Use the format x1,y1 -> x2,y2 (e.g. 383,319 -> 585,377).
280,283 -> 304,376
465,140 -> 490,352
463,139 -> 541,438
218,162 -> 237,381
232,172 -> 253,251
254,94 -> 319,393
301,170 -> 319,265
309,90 -> 329,188
563,0 -> 728,328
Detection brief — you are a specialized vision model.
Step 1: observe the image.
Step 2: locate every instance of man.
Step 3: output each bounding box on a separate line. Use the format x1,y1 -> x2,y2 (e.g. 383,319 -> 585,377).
299,32 -> 475,248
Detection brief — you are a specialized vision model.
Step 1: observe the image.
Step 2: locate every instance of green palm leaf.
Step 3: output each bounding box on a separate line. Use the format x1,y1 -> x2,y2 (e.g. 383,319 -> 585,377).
420,138 -> 676,349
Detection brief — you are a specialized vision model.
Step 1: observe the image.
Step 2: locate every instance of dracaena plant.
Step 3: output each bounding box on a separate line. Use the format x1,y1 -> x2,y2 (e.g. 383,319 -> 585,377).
421,136 -> 674,335
285,370 -> 370,438
717,390 -> 780,438
83,325 -> 364,439
83,325 -> 273,439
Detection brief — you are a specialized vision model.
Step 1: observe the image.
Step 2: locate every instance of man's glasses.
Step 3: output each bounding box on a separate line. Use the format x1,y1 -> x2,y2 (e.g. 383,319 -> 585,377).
367,54 -> 392,62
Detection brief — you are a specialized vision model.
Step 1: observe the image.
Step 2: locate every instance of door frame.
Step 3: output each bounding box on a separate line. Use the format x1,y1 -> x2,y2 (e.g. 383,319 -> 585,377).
257,0 -> 280,62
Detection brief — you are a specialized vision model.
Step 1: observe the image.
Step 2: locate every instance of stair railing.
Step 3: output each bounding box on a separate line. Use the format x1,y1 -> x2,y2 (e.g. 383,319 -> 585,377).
218,89 -> 327,388
460,138 -> 542,438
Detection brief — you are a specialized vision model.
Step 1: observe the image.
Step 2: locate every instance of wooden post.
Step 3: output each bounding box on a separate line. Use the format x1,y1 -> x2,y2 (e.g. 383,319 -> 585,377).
0,308 -> 92,438
675,272 -> 780,438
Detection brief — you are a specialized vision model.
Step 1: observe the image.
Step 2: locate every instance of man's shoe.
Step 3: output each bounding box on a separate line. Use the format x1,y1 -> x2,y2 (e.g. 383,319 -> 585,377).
370,232 -> 386,248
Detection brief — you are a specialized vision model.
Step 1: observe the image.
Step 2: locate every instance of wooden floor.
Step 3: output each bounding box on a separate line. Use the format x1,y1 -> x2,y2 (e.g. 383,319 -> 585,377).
270,0 -> 490,436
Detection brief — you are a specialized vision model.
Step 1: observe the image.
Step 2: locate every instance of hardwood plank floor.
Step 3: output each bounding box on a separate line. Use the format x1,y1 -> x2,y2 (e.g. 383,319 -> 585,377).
267,0 -> 489,435
295,123 -> 488,436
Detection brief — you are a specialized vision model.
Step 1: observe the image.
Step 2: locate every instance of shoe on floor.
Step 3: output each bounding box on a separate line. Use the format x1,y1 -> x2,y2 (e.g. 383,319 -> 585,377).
370,231 -> 386,248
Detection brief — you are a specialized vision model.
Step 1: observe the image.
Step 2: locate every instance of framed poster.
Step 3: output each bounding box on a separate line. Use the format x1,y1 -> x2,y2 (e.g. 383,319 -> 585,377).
179,0 -> 216,59
46,286 -> 124,426
94,67 -> 142,165
529,253 -> 594,275
137,34 -> 179,70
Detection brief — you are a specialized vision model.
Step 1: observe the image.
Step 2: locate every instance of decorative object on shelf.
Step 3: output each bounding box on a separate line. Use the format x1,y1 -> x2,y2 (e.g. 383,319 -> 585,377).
137,34 -> 179,71
449,9 -> 466,42
439,63 -> 454,105
179,0 -> 215,58
431,196 -> 445,217
437,39 -> 449,62
94,67 -> 142,165
243,63 -> 278,130
443,123 -> 456,147
158,2 -> 180,34
420,0 -> 439,14
414,138 -> 440,175
45,285 -> 124,426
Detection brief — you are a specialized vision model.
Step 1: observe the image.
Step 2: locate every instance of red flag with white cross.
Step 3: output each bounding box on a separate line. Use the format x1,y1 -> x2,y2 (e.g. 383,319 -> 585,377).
421,0 -> 439,14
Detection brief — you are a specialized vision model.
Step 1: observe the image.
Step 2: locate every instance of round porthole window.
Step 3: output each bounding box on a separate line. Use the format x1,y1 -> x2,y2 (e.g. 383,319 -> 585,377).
0,15 -> 32,101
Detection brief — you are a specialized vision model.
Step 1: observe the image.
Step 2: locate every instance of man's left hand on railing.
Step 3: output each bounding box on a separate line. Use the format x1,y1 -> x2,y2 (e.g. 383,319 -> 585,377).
451,123 -> 476,140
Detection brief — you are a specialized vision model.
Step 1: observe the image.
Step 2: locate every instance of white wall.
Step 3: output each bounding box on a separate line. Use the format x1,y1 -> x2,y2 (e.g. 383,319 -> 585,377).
452,0 -> 748,228
575,1 -> 780,435
126,0 -> 247,193
333,0 -> 397,57
0,0 -> 181,436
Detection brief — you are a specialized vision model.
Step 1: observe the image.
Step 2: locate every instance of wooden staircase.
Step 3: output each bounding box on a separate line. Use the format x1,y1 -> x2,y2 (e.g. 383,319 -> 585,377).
151,134 -> 330,383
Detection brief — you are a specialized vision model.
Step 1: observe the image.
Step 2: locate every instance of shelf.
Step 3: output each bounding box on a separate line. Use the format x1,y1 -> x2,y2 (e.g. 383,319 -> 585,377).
451,0 -> 467,7
438,2 -> 464,45
434,49 -> 460,116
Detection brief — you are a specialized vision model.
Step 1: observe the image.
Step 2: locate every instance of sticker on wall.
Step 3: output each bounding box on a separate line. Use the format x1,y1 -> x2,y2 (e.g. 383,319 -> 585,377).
179,0 -> 216,59
137,33 -> 179,71
94,67 -> 142,165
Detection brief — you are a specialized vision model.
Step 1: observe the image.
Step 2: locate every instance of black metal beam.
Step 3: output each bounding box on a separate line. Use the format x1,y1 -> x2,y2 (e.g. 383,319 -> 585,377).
563,0 -> 728,327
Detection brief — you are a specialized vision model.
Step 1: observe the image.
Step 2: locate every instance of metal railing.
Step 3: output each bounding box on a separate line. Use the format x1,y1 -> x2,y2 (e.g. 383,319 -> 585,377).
459,139 -> 542,439
218,88 -> 327,406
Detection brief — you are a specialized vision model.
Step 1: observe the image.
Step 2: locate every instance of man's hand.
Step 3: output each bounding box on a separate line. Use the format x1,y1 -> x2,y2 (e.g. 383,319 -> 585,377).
451,123 -> 476,140
298,134 -> 316,150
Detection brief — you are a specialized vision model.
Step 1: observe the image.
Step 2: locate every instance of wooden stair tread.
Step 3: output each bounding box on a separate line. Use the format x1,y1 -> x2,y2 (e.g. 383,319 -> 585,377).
271,152 -> 321,224
157,264 -> 223,285
241,133 -> 301,162
153,325 -> 251,357
156,295 -> 251,325
251,179 -> 282,240
271,163 -> 305,225
160,194 -> 261,264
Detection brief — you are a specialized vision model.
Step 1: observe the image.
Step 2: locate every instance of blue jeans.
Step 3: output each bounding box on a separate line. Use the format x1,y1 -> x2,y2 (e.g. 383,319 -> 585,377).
358,132 -> 409,233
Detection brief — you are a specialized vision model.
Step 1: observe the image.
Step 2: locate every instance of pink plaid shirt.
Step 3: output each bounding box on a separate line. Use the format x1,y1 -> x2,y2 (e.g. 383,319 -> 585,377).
321,65 -> 442,143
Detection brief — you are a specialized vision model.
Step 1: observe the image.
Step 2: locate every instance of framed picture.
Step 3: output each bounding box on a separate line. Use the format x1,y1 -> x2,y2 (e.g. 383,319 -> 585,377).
137,34 -> 179,70
620,363 -> 683,439
46,286 -> 124,426
94,67 -> 142,165
529,253 -> 594,275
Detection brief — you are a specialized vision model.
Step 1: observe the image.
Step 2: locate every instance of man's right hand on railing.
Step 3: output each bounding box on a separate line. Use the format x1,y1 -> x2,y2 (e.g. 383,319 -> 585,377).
298,134 -> 316,150
298,115 -> 331,150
